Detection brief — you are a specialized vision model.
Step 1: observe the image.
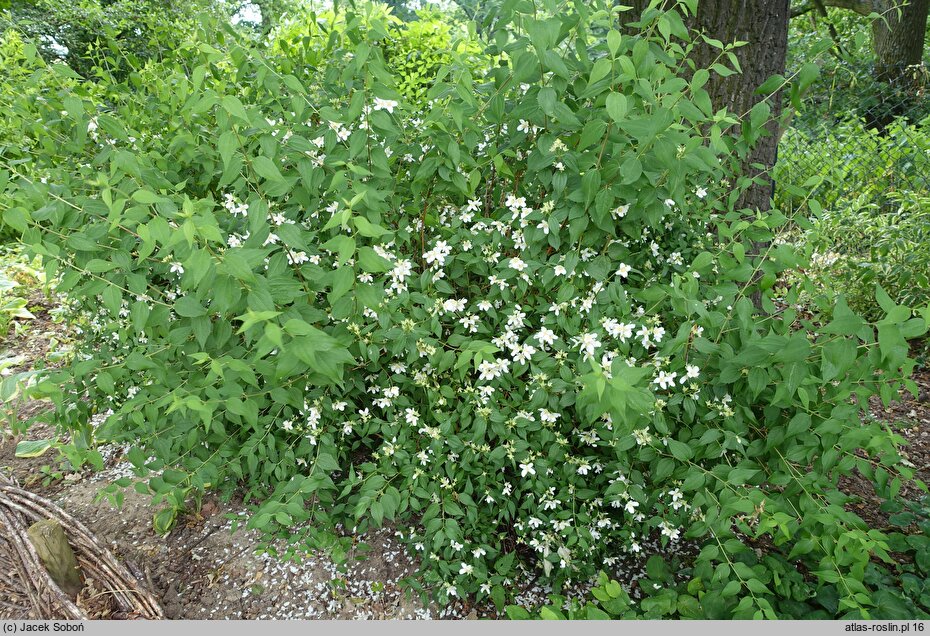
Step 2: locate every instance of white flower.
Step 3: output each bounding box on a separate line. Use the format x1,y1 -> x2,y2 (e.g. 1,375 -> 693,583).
520,462 -> 536,477
509,257 -> 527,272
653,371 -> 677,390
660,520 -> 681,541
512,343 -> 537,365
685,364 -> 700,379
169,262 -> 184,275
459,563 -> 474,575
424,240 -> 452,267
553,265 -> 567,276
478,360 -> 498,382
633,428 -> 653,446
288,251 -> 309,265
263,232 -> 280,246
616,323 -> 634,342
695,186 -> 707,199
615,263 -> 631,278
625,500 -> 639,515
574,332 -> 601,360
373,97 -> 398,113
535,327 -> 556,348
472,547 -> 487,558
539,409 -> 560,424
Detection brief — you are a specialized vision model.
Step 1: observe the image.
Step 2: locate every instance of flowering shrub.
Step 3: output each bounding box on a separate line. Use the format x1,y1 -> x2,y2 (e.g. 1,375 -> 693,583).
2,0 -> 928,619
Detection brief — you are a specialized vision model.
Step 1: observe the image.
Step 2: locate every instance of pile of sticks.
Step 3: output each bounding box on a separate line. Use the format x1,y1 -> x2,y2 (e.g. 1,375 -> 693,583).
0,473 -> 163,620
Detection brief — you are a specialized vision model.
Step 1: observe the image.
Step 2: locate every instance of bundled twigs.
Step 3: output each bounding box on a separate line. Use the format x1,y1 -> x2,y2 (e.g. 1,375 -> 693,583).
0,474 -> 163,620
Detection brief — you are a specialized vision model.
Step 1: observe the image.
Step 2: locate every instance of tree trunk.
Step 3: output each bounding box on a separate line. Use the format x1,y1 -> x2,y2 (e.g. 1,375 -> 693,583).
624,1 -> 790,211
621,1 -> 789,309
872,0 -> 929,85
813,0 -> 929,87
691,0 -> 791,213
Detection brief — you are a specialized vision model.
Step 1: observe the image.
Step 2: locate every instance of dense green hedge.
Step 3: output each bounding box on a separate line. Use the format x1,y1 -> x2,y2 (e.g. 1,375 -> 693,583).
1,0 -> 928,619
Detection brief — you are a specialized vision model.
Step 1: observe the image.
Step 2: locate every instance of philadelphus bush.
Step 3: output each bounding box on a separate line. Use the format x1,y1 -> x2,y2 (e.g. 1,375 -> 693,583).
2,0 -> 928,619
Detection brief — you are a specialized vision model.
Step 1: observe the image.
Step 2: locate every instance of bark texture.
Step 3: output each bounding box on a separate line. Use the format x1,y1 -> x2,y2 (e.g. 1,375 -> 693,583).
802,0 -> 929,87
871,0 -> 929,84
623,1 -> 790,211
691,0 -> 791,212
26,519 -> 84,599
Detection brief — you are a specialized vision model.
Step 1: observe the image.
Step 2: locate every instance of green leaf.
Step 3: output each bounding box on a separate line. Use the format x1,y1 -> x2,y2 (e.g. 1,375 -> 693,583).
755,74 -> 785,95
221,95 -> 250,124
217,130 -> 238,167
15,439 -> 54,458
589,58 -> 612,85
606,92 -> 627,122
727,467 -> 759,485
322,235 -> 356,265
235,310 -> 281,333
667,439 -> 694,461
822,296 -> 866,337
358,247 -> 392,273
586,606 -> 612,620
538,87 -> 557,116
153,507 -> 178,535
316,453 -> 340,471
132,189 -> 164,204
174,296 -> 206,318
352,216 -> 391,238
540,606 -> 564,620
371,500 -> 384,526
252,156 -> 286,183
607,30 -> 622,57
328,266 -> 354,303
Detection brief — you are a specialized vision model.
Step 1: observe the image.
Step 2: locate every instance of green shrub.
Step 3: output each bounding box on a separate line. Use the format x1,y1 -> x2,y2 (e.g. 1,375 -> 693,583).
2,0 -> 928,619
3,0 -> 221,77
271,3 -> 484,105
381,10 -> 484,104
801,190 -> 930,322
0,27 -> 96,242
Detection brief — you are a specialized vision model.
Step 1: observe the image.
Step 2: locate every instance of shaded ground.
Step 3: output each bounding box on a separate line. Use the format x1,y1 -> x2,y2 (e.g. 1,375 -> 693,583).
838,366 -> 930,530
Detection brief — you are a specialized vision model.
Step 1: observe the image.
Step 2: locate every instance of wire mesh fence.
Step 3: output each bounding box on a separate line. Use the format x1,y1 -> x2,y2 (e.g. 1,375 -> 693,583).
774,61 -> 930,214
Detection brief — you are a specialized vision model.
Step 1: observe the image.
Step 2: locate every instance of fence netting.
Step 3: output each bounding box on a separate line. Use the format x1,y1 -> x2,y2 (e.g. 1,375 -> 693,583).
775,60 -> 930,214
